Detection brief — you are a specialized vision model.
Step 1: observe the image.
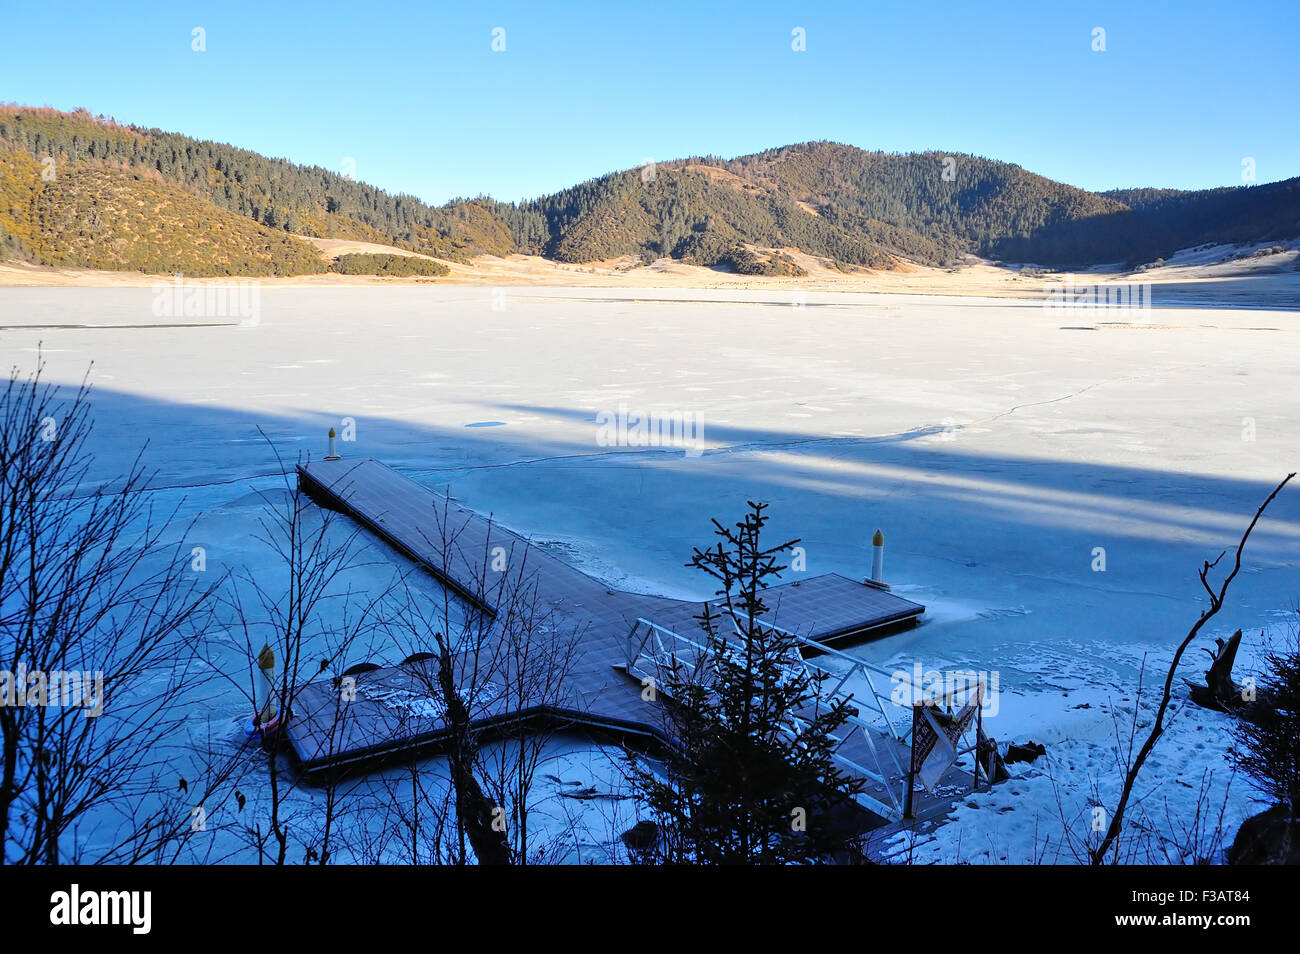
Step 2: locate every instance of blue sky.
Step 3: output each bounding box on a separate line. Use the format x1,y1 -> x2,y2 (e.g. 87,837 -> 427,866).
3,0 -> 1296,204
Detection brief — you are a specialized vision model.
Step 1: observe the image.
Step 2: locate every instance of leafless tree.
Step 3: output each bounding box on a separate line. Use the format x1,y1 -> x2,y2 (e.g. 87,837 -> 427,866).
352,759 -> 460,864
1089,472 -> 1294,864
223,434 -> 389,865
477,571 -> 583,863
387,566 -> 507,864
385,491 -> 584,864
0,355 -> 221,864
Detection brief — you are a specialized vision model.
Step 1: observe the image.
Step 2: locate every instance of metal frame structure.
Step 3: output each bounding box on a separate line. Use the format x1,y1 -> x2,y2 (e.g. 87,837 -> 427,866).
622,606 -> 989,822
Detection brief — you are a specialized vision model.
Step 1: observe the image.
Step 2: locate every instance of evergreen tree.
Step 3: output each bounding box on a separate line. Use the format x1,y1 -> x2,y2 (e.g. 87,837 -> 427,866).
1231,625 -> 1300,818
628,502 -> 864,864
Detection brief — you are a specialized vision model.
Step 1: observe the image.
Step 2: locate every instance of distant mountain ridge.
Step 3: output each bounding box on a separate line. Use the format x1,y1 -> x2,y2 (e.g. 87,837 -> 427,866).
1,106 -> 1296,277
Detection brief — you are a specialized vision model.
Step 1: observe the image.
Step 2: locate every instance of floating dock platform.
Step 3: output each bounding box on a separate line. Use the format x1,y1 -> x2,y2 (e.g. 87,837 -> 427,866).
289,457 -> 971,822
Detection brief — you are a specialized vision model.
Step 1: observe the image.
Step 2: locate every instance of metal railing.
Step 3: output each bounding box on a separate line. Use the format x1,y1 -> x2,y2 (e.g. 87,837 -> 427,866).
622,606 -> 988,822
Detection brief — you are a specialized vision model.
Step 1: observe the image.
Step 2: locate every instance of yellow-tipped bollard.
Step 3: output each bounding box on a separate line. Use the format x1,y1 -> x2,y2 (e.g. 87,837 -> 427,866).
870,529 -> 885,584
324,427 -> 341,460
254,643 -> 279,728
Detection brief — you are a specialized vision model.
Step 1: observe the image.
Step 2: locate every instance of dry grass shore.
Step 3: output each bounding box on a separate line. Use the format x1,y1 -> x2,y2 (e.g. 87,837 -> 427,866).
3,239 -> 1297,308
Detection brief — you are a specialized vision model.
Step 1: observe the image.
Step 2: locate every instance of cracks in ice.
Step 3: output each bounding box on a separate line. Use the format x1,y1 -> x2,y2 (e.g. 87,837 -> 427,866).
981,380 -> 1109,426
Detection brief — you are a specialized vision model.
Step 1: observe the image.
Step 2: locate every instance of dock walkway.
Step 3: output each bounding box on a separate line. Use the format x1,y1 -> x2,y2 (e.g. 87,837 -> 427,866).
290,457 -> 965,822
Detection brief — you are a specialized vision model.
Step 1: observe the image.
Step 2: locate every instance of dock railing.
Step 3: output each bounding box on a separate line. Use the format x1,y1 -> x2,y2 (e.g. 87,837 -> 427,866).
622,607 -> 988,822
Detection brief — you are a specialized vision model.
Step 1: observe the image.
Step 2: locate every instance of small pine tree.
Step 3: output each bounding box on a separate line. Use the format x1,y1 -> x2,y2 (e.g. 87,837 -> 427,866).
628,501 -> 864,864
1231,622 -> 1300,818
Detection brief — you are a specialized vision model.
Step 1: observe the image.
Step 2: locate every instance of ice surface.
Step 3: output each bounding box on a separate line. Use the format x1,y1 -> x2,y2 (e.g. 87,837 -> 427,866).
2,284 -> 1296,863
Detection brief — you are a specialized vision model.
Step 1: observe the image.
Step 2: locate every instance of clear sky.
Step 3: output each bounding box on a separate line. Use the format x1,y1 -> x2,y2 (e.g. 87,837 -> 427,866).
3,0 -> 1296,205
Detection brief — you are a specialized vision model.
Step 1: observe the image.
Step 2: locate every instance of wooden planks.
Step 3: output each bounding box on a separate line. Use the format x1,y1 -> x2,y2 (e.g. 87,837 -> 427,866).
290,457 -> 937,820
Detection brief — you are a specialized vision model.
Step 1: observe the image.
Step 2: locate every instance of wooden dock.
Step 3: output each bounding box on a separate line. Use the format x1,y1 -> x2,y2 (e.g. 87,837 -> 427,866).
289,457 -> 973,823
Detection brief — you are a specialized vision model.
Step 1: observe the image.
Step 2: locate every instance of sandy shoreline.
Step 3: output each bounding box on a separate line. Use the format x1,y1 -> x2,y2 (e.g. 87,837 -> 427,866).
3,241 -> 1298,309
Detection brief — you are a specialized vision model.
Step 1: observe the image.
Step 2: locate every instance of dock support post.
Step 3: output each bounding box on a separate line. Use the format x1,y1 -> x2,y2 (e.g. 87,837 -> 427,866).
324,427 -> 340,460
870,529 -> 884,584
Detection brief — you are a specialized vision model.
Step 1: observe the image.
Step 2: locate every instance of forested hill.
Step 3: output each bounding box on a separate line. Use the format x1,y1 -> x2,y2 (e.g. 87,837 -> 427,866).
520,144 -> 1300,269
1,107 -> 1296,277
0,106 -> 522,275
519,145 -> 1125,269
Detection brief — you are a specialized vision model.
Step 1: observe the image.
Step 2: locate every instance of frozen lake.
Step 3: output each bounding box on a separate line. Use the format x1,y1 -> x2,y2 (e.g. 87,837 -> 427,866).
3,284 -> 1298,862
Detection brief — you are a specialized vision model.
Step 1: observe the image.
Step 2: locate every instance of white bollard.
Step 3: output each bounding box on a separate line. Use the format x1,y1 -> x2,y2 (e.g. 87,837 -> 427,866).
870,529 -> 885,584
324,427 -> 340,460
254,643 -> 279,727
